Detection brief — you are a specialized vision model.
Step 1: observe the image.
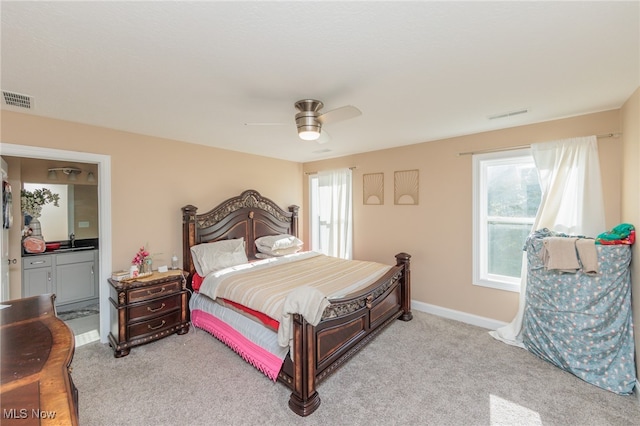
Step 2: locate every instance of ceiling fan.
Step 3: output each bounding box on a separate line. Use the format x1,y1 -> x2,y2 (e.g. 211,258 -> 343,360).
294,99 -> 361,142
245,99 -> 361,143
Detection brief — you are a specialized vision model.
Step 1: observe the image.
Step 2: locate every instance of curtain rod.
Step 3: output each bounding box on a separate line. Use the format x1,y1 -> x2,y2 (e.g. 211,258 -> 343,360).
456,132 -> 622,157
305,166 -> 356,176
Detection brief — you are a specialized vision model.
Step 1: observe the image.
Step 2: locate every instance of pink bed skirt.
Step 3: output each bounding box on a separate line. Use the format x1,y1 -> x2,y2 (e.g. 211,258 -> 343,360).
191,309 -> 285,381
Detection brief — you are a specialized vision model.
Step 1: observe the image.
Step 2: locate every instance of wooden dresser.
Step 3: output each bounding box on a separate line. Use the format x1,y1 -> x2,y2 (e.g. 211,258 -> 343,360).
108,270 -> 189,357
1,294 -> 79,425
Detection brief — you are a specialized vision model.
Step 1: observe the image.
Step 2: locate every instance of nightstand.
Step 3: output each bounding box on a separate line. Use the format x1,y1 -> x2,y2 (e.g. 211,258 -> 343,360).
108,270 -> 189,357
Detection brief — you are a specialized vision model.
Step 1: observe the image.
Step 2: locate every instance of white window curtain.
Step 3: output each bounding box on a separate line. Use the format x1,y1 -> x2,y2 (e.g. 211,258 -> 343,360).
310,168 -> 353,259
489,135 -> 605,347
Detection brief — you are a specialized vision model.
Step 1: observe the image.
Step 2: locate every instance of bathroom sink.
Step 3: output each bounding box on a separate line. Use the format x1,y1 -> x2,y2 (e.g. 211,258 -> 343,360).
53,246 -> 95,253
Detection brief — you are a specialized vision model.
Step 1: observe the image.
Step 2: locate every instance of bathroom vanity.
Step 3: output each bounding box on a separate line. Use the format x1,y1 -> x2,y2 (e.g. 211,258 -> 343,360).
22,245 -> 99,311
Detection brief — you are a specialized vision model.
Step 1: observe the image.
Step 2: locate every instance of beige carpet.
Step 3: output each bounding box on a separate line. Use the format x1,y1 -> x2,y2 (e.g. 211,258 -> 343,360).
72,311 -> 640,425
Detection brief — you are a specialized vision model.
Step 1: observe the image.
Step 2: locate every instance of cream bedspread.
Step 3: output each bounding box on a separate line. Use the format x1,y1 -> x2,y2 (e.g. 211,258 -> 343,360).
198,251 -> 392,347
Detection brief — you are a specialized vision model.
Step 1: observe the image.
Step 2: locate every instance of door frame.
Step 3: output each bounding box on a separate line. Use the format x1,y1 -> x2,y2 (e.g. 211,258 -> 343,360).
0,143 -> 112,343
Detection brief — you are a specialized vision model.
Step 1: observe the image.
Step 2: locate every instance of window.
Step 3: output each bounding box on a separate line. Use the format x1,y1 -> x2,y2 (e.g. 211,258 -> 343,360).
309,169 -> 353,259
473,149 -> 541,292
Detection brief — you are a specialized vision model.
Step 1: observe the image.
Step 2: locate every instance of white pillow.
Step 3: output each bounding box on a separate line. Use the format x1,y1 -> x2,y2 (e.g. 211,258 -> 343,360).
190,238 -> 248,276
255,245 -> 302,257
255,234 -> 303,253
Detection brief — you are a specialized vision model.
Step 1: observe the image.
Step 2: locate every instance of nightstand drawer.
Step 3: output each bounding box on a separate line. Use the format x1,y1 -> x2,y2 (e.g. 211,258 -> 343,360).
128,310 -> 182,339
127,280 -> 181,303
128,294 -> 181,322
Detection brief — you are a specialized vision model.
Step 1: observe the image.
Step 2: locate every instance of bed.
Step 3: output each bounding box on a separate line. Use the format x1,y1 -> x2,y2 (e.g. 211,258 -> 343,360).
182,189 -> 412,416
522,228 -> 635,394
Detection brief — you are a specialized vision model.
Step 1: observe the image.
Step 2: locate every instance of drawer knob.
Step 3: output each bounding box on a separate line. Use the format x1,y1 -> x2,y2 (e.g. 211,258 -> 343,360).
147,286 -> 166,296
147,320 -> 166,331
147,303 -> 166,313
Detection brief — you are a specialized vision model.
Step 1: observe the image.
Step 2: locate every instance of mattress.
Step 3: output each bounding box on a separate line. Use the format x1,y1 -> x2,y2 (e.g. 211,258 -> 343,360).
189,292 -> 288,380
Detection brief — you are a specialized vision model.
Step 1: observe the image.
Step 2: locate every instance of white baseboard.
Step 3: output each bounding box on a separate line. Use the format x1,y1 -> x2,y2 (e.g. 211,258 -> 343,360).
411,300 -> 508,330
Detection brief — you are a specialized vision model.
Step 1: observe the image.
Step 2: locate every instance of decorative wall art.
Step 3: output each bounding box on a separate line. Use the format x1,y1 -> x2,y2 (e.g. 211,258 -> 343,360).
363,173 -> 384,205
394,169 -> 419,205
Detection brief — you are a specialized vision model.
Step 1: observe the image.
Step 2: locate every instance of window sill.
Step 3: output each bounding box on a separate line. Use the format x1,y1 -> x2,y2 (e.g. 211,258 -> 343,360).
473,279 -> 520,293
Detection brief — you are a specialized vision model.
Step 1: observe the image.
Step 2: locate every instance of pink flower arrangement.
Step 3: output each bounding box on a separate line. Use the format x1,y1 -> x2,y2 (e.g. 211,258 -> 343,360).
132,246 -> 150,266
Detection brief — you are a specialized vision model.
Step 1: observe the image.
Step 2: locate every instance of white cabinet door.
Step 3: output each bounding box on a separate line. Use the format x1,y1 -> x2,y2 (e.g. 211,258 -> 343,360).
22,255 -> 54,297
23,266 -> 53,296
55,251 -> 97,305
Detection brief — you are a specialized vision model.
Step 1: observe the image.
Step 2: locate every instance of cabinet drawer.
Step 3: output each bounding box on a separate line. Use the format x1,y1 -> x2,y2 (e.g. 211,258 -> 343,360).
23,256 -> 52,269
128,310 -> 182,339
127,280 -> 181,303
128,294 -> 181,323
56,250 -> 95,265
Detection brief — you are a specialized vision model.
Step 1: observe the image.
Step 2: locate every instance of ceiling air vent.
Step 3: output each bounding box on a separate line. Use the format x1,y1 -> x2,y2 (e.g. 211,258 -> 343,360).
2,91 -> 33,109
488,108 -> 528,120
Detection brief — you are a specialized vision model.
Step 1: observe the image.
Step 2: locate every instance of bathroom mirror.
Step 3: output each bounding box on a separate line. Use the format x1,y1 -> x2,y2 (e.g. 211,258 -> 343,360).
23,182 -> 98,242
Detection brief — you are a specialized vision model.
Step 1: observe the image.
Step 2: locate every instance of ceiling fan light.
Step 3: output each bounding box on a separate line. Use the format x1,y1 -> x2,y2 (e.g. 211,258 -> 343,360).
298,128 -> 321,141
295,108 -> 322,141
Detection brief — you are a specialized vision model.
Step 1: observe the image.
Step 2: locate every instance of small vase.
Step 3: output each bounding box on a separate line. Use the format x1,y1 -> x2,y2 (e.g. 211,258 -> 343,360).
29,217 -> 42,237
140,259 -> 153,275
23,216 -> 45,253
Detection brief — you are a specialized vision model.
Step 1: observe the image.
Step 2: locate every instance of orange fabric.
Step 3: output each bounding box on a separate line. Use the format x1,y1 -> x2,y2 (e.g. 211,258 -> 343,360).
23,237 -> 45,253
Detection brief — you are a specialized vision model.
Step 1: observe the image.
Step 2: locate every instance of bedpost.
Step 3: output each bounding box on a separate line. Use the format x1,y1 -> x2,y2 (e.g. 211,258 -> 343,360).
182,205 -> 198,287
395,252 -> 413,321
288,314 -> 321,416
289,205 -> 299,238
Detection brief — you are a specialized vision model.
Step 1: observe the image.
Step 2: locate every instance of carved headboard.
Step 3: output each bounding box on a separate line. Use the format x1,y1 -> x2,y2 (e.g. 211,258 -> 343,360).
182,189 -> 299,281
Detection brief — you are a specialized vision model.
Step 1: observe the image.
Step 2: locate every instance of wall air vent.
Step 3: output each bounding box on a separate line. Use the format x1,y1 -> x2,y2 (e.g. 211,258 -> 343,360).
2,91 -> 33,109
488,108 -> 528,120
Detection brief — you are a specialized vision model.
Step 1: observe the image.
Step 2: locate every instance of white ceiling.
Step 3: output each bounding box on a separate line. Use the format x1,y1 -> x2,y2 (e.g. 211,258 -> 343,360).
1,1 -> 638,163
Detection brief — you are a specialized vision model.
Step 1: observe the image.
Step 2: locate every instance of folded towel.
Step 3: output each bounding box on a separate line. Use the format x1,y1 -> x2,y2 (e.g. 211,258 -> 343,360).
541,237 -> 579,272
575,238 -> 599,275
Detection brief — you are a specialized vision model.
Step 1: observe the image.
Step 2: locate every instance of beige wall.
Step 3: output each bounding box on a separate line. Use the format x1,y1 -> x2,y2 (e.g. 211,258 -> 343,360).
1,111 -> 303,299
1,105 -> 631,325
304,110 -> 623,322
620,87 -> 640,383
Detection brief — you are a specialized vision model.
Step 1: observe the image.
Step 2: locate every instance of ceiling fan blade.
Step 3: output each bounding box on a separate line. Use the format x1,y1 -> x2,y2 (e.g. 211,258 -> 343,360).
317,105 -> 361,125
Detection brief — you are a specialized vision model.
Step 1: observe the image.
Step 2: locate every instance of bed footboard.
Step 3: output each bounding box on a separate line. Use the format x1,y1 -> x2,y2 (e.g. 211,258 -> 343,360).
281,252 -> 412,416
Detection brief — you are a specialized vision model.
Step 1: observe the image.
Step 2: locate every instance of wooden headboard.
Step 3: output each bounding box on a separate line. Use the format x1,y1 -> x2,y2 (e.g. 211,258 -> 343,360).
182,189 -> 299,282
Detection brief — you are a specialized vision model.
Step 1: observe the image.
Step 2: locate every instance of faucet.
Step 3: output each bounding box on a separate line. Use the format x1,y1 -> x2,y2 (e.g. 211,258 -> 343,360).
70,233 -> 75,248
